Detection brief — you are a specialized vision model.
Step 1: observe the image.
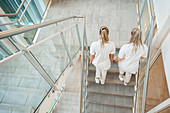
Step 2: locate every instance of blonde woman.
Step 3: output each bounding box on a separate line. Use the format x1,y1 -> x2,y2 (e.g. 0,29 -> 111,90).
116,28 -> 148,85
90,26 -> 115,84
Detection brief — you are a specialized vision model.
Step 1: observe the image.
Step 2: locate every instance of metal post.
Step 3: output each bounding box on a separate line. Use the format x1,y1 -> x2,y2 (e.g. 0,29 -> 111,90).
8,37 -> 20,51
141,17 -> 154,113
24,50 -> 57,89
55,24 -> 73,65
8,37 -> 57,89
84,26 -> 88,50
75,24 -> 81,48
10,36 -> 27,51
80,16 -> 85,113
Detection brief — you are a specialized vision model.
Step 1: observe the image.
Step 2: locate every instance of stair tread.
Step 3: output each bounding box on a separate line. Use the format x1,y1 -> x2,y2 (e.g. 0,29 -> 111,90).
88,65 -> 119,73
86,103 -> 133,113
87,76 -> 135,86
86,92 -> 133,108
87,82 -> 135,97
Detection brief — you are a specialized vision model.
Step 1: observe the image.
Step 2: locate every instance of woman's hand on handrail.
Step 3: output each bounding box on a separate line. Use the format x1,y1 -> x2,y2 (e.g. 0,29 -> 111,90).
115,57 -> 124,63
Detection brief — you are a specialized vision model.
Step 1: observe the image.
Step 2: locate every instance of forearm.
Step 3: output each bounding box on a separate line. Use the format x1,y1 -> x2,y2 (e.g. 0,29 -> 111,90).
109,54 -> 114,65
109,54 -> 114,62
90,55 -> 95,64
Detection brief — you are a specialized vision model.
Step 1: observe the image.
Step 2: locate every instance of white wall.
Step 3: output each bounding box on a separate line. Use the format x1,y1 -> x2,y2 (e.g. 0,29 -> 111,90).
161,33 -> 170,94
152,0 -> 170,94
153,0 -> 170,28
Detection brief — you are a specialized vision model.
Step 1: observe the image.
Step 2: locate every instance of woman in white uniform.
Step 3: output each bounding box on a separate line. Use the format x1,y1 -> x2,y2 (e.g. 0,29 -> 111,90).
90,26 -> 115,84
116,28 -> 148,85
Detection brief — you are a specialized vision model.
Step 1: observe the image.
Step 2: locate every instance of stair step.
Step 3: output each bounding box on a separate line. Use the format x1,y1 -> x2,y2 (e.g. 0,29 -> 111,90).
87,81 -> 135,97
87,75 -> 135,86
0,103 -> 34,113
86,103 -> 133,113
0,86 -> 47,109
88,64 -> 119,73
86,92 -> 134,108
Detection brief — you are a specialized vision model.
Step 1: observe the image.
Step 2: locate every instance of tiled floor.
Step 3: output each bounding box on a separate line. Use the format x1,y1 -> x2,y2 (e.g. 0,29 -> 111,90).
38,0 -> 137,47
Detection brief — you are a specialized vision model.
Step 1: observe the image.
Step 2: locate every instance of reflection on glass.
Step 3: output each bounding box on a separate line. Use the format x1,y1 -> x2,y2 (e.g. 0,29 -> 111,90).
30,34 -> 70,82
0,0 -> 50,42
0,55 -> 51,112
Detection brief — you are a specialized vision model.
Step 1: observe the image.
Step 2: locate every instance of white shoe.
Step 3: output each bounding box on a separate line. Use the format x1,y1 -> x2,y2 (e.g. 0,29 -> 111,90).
124,82 -> 128,86
119,75 -> 124,81
95,77 -> 100,84
100,80 -> 105,85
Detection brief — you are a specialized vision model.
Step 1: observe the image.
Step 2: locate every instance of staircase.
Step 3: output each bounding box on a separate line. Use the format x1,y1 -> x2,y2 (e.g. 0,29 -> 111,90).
86,62 -> 136,113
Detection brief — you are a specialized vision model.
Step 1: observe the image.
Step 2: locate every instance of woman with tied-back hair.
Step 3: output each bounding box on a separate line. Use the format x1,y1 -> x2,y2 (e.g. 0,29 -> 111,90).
116,28 -> 148,85
90,26 -> 115,85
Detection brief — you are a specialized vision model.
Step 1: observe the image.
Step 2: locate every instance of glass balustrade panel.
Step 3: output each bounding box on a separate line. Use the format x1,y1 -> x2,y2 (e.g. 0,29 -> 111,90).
138,58 -> 147,83
0,54 -> 51,112
29,34 -> 70,82
140,1 -> 150,42
136,80 -> 144,113
0,38 -> 19,60
63,25 -> 80,59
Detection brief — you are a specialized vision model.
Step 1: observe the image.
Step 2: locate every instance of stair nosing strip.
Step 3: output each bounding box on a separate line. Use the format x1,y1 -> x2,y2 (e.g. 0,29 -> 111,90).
87,77 -> 136,86
86,101 -> 134,108
87,89 -> 134,97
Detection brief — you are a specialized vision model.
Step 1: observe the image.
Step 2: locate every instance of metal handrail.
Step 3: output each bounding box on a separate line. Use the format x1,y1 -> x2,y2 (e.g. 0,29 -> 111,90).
0,0 -> 26,17
0,16 -> 83,39
134,18 -> 154,113
141,17 -> 154,113
79,16 -> 88,113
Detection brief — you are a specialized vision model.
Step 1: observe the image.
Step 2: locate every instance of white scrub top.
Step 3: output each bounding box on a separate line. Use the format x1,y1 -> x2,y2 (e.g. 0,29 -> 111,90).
118,43 -> 148,74
90,40 -> 115,70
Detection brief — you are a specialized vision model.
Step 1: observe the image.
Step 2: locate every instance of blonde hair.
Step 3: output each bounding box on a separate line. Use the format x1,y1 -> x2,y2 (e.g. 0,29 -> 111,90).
99,26 -> 109,47
129,28 -> 143,52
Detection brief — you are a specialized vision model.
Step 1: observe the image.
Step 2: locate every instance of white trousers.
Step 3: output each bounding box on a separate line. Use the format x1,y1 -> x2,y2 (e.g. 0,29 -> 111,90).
96,67 -> 107,84
119,69 -> 132,83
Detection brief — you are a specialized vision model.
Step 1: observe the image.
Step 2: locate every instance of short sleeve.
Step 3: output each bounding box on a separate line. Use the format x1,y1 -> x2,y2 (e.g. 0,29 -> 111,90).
141,45 -> 148,58
110,42 -> 116,54
90,42 -> 95,55
118,45 -> 126,58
